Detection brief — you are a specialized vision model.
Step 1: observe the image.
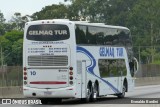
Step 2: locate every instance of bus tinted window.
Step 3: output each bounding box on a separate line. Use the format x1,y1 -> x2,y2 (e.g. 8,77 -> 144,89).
27,24 -> 70,41
88,26 -> 131,46
75,24 -> 132,46
98,59 -> 127,77
75,25 -> 87,44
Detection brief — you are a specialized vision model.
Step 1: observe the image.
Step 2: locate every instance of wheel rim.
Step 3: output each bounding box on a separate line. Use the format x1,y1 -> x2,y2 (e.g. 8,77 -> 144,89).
93,92 -> 97,99
93,85 -> 98,99
122,85 -> 126,96
87,87 -> 91,99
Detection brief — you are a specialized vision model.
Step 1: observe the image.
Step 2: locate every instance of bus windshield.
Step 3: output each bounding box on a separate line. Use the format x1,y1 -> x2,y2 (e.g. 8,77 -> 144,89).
26,24 -> 70,41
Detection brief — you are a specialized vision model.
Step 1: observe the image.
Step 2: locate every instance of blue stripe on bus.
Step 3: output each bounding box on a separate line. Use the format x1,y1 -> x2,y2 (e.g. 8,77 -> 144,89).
77,46 -> 120,94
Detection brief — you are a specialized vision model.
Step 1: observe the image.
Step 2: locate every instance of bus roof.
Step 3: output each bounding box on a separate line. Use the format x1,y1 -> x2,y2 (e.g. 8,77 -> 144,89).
26,19 -> 130,31
73,21 -> 129,31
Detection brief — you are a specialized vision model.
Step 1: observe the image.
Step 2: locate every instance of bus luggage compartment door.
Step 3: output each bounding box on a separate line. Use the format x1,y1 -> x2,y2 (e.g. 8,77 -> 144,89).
27,69 -> 69,89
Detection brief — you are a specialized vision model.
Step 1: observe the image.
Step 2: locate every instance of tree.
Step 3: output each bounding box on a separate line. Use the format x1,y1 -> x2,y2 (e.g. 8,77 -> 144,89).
0,30 -> 23,65
128,0 -> 160,63
12,39 -> 23,65
0,11 -> 6,36
106,0 -> 138,25
0,11 -> 5,23
68,0 -> 110,22
32,4 -> 69,20
9,12 -> 30,31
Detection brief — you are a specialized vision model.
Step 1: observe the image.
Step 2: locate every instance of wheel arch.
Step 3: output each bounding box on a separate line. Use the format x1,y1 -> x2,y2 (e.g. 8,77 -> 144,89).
88,80 -> 92,90
94,80 -> 99,91
123,78 -> 128,92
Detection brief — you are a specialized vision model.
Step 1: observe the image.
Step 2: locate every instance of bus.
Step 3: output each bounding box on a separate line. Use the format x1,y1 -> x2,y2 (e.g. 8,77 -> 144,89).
23,19 -> 138,104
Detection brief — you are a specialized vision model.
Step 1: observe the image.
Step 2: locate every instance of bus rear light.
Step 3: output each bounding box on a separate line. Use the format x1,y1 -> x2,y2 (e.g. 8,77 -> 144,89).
24,72 -> 27,75
69,67 -> 73,70
69,71 -> 73,75
24,67 -> 27,71
69,81 -> 73,85
24,76 -> 27,80
24,81 -> 27,85
69,76 -> 73,80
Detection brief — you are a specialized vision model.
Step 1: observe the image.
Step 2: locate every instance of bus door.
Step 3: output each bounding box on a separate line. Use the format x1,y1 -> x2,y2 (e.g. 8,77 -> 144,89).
77,60 -> 86,98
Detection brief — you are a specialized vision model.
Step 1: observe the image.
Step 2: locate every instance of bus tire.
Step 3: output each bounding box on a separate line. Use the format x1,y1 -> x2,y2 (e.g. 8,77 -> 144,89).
81,83 -> 92,103
91,83 -> 99,101
53,98 -> 62,104
117,84 -> 126,98
40,98 -> 48,104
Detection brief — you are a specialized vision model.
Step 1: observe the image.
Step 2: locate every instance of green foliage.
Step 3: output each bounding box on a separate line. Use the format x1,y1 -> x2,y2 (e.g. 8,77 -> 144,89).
32,4 -> 69,20
0,11 -> 6,36
151,60 -> 160,65
0,30 -> 23,65
0,11 -> 5,23
128,0 -> 160,63
9,12 -> 29,31
106,0 -> 138,25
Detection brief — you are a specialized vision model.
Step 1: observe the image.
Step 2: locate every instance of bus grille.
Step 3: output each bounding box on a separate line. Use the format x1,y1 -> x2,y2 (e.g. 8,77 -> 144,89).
28,55 -> 68,66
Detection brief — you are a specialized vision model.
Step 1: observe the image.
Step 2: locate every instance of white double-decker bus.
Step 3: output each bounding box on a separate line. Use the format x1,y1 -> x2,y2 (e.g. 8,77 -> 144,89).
23,19 -> 138,104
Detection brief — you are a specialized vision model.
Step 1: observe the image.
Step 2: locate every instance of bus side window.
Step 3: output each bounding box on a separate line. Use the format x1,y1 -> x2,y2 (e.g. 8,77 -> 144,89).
96,32 -> 104,45
75,25 -> 87,44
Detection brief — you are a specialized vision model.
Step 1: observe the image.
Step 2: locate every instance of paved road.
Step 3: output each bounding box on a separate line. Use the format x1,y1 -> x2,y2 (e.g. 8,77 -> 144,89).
1,85 -> 160,107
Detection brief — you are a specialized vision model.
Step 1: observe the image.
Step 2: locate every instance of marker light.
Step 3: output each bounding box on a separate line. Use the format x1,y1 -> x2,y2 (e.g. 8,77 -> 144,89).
24,76 -> 27,80
24,67 -> 27,71
69,71 -> 73,75
24,72 -> 27,75
69,67 -> 73,70
70,76 -> 73,80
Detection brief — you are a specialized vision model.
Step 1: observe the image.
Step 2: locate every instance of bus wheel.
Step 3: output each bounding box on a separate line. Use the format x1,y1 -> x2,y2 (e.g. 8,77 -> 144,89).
82,84 -> 92,103
91,83 -> 98,101
53,98 -> 62,104
40,98 -> 48,104
117,84 -> 126,98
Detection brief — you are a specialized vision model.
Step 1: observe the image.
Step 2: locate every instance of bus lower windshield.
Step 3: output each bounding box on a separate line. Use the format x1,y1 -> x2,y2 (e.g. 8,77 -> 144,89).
26,24 -> 70,41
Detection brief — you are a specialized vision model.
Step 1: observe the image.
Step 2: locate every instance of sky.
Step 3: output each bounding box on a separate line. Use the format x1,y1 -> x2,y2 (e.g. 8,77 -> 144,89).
0,0 -> 70,21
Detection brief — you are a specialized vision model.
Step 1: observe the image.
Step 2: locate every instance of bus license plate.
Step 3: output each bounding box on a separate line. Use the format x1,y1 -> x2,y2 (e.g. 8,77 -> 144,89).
44,91 -> 52,95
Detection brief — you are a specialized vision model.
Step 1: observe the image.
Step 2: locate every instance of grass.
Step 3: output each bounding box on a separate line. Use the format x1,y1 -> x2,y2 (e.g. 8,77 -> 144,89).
151,60 -> 160,64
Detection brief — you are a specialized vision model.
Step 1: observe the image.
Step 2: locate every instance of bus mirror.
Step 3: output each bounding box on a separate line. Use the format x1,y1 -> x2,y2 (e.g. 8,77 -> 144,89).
133,57 -> 139,74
